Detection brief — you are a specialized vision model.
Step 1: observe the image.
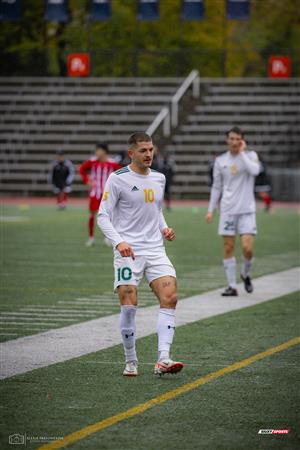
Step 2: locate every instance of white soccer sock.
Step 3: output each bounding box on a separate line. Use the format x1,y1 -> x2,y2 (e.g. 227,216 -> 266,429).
223,257 -> 237,289
241,256 -> 253,278
157,308 -> 176,361
120,305 -> 137,363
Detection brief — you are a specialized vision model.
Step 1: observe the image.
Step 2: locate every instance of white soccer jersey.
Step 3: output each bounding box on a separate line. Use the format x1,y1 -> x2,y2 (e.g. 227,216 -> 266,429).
208,150 -> 260,215
97,165 -> 168,255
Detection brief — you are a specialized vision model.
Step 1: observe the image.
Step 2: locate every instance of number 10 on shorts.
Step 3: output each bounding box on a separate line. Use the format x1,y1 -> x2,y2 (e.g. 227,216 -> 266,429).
117,267 -> 132,281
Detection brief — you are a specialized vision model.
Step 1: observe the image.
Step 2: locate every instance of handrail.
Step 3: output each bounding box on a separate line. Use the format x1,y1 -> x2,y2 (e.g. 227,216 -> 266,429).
171,70 -> 200,127
146,69 -> 200,138
146,106 -> 170,137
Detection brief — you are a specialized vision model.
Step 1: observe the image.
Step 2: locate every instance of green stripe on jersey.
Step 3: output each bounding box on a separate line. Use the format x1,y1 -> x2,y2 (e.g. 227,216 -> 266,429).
115,167 -> 129,175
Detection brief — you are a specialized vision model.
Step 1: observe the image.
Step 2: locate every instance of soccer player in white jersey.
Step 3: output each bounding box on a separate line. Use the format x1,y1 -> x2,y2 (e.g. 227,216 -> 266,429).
206,127 -> 260,296
97,132 -> 183,377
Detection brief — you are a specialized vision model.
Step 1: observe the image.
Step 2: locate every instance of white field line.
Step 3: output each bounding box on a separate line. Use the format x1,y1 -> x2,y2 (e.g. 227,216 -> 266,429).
0,322 -> 64,326
0,328 -> 49,332
0,333 -> 19,336
20,307 -> 112,313
0,267 -> 299,380
0,317 -> 76,323
0,312 -> 98,318
0,216 -> 30,222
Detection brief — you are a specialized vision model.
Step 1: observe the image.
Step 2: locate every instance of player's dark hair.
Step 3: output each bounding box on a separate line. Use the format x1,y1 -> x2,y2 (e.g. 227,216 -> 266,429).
226,127 -> 244,138
57,150 -> 64,156
128,132 -> 152,147
96,142 -> 109,152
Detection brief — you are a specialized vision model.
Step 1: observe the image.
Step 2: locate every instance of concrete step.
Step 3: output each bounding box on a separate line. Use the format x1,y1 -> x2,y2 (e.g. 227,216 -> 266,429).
188,114 -> 299,124
0,113 -> 155,124
180,124 -> 297,133
194,104 -> 300,113
0,94 -> 172,104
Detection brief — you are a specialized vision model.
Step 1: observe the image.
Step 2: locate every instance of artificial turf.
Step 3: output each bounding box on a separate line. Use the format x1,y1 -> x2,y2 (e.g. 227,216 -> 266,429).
0,203 -> 299,341
0,291 -> 299,450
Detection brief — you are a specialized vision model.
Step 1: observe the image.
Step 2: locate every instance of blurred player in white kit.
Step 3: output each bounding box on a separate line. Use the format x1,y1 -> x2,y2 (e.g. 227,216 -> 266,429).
97,132 -> 183,377
206,127 -> 260,296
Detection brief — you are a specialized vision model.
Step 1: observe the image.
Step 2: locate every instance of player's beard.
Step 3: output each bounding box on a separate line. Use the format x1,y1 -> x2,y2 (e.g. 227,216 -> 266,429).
143,159 -> 152,167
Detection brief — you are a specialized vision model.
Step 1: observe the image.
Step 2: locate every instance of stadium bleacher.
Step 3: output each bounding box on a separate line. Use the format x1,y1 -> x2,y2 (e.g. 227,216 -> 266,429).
166,78 -> 300,198
0,77 -> 182,194
0,76 -> 299,198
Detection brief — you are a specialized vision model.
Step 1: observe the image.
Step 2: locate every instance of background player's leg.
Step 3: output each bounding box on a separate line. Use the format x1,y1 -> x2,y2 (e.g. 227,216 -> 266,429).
240,234 -> 254,293
87,198 -> 100,246
57,191 -> 65,209
118,286 -> 138,367
223,236 -> 237,293
259,191 -> 272,212
151,276 -> 177,361
88,213 -> 95,238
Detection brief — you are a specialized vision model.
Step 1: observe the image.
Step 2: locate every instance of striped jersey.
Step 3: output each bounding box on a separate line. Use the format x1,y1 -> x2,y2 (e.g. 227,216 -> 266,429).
97,165 -> 168,255
79,158 -> 122,200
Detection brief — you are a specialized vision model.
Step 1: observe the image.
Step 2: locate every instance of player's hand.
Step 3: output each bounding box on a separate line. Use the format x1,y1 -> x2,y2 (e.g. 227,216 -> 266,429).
238,139 -> 247,153
162,227 -> 175,241
205,212 -> 213,223
116,242 -> 135,260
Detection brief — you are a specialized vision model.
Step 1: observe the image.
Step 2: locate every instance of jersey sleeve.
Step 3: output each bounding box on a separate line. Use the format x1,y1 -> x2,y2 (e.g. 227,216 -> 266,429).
97,174 -> 124,248
240,151 -> 260,176
159,210 -> 168,232
65,160 -> 75,185
48,162 -> 55,185
208,159 -> 223,213
79,160 -> 92,184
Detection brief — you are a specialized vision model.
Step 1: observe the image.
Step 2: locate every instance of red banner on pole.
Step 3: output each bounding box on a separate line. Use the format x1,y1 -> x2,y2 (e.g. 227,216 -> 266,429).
67,54 -> 90,77
268,56 -> 291,78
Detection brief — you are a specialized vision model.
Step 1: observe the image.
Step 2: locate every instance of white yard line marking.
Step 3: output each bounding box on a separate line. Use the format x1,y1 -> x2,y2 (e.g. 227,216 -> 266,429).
0,317 -> 76,323
0,267 -> 299,380
0,216 -> 30,222
0,312 -> 97,318
0,328 -> 49,332
0,321 -> 69,326
0,333 -> 19,336
20,307 -> 110,313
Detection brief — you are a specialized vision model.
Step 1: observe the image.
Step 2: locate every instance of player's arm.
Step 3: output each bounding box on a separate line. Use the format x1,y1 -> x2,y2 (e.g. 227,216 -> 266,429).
159,176 -> 175,241
159,210 -> 175,241
65,160 -> 75,185
239,141 -> 260,176
97,175 -> 135,259
79,160 -> 92,185
47,162 -> 55,186
240,150 -> 260,176
206,159 -> 223,223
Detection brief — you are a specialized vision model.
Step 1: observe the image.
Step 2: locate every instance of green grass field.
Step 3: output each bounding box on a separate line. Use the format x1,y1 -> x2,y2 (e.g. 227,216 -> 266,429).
1,203 -> 299,341
0,202 -> 299,450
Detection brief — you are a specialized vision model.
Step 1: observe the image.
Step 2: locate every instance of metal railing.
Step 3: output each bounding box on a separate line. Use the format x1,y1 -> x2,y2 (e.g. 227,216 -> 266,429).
171,69 -> 200,127
146,107 -> 170,138
146,69 -> 200,138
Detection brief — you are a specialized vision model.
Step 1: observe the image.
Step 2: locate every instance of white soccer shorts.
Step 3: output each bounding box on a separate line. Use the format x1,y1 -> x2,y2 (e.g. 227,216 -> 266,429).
218,212 -> 257,236
113,250 -> 176,291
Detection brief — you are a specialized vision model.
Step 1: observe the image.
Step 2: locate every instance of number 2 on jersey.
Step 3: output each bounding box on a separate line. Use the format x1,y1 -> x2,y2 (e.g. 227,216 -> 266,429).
143,188 -> 154,203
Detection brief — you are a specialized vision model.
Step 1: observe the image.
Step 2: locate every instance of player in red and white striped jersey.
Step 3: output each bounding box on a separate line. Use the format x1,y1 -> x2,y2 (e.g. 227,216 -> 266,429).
79,143 -> 122,246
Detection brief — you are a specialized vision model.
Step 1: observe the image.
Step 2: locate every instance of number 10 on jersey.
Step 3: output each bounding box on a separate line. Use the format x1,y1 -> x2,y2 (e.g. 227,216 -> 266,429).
143,188 -> 154,203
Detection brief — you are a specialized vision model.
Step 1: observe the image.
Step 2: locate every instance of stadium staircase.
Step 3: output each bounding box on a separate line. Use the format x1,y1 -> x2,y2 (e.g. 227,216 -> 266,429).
0,77 -> 182,194
165,78 -> 300,198
1,76 -> 299,198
